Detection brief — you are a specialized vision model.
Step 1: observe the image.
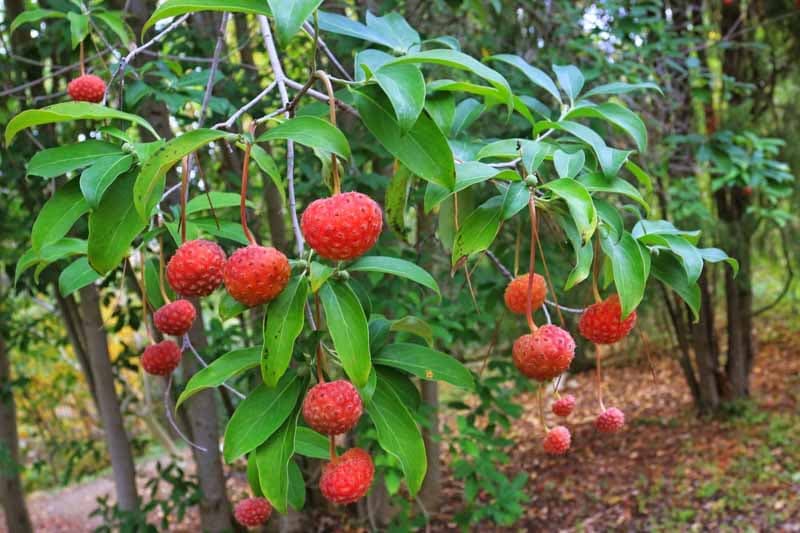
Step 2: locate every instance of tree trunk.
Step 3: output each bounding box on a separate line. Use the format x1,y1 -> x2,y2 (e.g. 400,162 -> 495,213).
0,336 -> 34,533
78,285 -> 140,511
184,304 -> 236,532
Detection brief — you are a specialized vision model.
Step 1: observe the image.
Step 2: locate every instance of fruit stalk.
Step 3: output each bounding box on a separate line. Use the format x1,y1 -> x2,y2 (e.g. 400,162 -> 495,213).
525,196 -> 539,333
239,126 -> 258,246
180,156 -> 189,244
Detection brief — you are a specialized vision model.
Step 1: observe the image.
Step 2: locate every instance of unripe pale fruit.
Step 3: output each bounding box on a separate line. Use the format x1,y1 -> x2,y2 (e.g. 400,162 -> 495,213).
153,299 -> 196,336
67,74 -> 106,103
595,407 -> 625,433
320,448 -> 374,505
141,340 -> 182,376
302,380 -> 363,436
578,295 -> 637,345
552,394 -> 576,417
503,273 -> 547,315
166,239 -> 226,297
512,325 -> 575,381
234,497 -> 272,528
223,245 -> 290,307
543,426 -> 571,455
301,192 -> 383,261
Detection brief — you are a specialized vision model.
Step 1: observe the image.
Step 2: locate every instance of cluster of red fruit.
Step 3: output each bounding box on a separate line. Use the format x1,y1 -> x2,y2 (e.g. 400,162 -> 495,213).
503,274 -> 636,455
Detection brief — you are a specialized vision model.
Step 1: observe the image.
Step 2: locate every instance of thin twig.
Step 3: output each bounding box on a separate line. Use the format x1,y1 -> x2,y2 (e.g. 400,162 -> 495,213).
213,81 -> 276,129
302,21 -> 353,81
164,373 -> 208,452
197,13 -> 229,128
181,335 -> 246,399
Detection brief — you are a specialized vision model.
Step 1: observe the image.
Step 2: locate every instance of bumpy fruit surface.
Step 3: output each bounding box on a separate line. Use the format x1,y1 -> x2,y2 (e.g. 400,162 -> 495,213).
504,273 -> 547,315
512,325 -> 575,381
67,74 -> 106,103
300,192 -> 383,261
223,245 -> 290,307
141,340 -> 182,376
166,239 -> 226,297
578,294 -> 637,345
552,394 -> 576,417
320,448 -> 374,505
595,407 -> 625,433
543,426 -> 571,455
153,299 -> 196,336
302,380 -> 363,436
234,497 -> 272,528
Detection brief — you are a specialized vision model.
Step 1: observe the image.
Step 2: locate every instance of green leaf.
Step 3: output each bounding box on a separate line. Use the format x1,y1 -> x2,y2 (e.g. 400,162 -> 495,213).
31,180 -> 89,250
451,98 -> 485,137
10,9 -> 65,33
424,162 -> 500,213
487,54 -> 561,103
319,281 -> 372,388
699,247 -> 739,276
631,219 -> 700,243
262,277 -> 308,387
317,11 -> 397,50
424,93 -> 455,134
27,141 -> 125,178
5,102 -> 158,145
500,181 -> 530,219
351,87 -> 454,189
451,200 -> 502,264
309,262 -> 334,293
267,0 -> 323,44
15,238 -> 87,285
366,376 -> 427,496
540,178 -> 597,242
594,198 -> 624,241
93,10 -> 133,46
566,102 -> 648,152
133,129 -> 234,220
624,160 -> 653,192
537,120 -> 631,178
257,116 -> 350,160
250,145 -> 285,205
185,191 -> 253,214
176,348 -> 260,408
67,12 -> 90,49
219,292 -> 248,320
365,11 -> 419,51
578,173 -> 649,212
223,371 -> 303,463
384,163 -> 414,242
58,257 -> 102,297
377,367 -> 421,410
349,256 -> 439,296
553,149 -> 585,179
374,63 -> 426,132
557,213 -> 593,291
638,233 -> 704,284
651,252 -> 700,320
142,0 -> 271,35
294,427 -> 329,459
390,316 -> 434,347
247,454 -> 264,497
287,461 -> 306,511
552,64 -> 584,102
256,408 -> 299,513
582,81 -> 662,99
80,154 -> 134,208
375,343 -> 474,390
88,173 -> 147,275
600,231 -> 646,318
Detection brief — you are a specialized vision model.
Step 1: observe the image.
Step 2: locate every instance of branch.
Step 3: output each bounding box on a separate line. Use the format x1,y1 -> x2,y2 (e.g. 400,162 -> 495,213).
197,13 -> 229,128
213,81 -> 277,130
0,50 -> 111,98
302,22 -> 352,81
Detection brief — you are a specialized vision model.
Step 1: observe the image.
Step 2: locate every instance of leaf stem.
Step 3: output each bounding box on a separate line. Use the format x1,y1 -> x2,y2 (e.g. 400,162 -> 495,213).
591,234 -> 602,303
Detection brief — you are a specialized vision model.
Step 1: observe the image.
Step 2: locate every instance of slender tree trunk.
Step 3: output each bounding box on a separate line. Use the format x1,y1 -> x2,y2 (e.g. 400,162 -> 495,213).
54,290 -> 100,409
184,304 -> 236,532
78,285 -> 139,511
0,337 -> 34,533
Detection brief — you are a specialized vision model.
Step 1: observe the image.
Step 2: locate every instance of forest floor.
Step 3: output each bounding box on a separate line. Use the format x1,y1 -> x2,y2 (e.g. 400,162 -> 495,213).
4,323 -> 798,532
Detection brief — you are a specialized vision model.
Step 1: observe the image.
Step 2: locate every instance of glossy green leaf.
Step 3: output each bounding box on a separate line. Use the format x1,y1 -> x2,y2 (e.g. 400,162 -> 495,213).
267,0 -> 323,44
553,149 -> 585,179
374,63 -> 426,132
537,120 -> 631,178
451,200 -> 502,264
317,11 -> 397,50
5,102 -> 158,145
377,367 -> 421,410
309,262 -> 334,293
540,178 -> 597,242
384,163 -> 414,243
699,247 -> 739,276
133,129 -> 234,220
15,238 -> 87,285
223,370 -> 303,463
349,256 -> 439,295
80,154 -> 134,208
451,98 -> 485,137
557,213 -> 593,291
638,233 -> 704,284
582,81 -> 662,99
176,348 -> 260,408
319,281 -> 372,387
256,408 -> 299,513
552,64 -> 585,102
93,10 -> 133,46
143,0 -> 271,35
219,292 -> 248,320
375,343 -> 474,390
600,231 -> 647,318
651,252 -> 701,320
27,141 -> 124,178
624,160 -> 653,192
578,172 -> 649,212
500,181 -> 530,219
10,9 -> 65,32
257,116 -> 350,159
366,376 -> 427,496
58,257 -> 102,297
287,461 -> 306,511
424,162 -> 500,212
567,102 -> 648,151
487,54 -> 561,103
67,12 -> 90,49
594,198 -> 624,241
185,191 -> 253,214
262,277 -> 308,387
31,180 -> 89,251
390,316 -> 434,347
247,454 -> 263,497
250,145 -> 285,205
294,427 -> 329,459
365,11 -> 420,51
88,173 -> 147,275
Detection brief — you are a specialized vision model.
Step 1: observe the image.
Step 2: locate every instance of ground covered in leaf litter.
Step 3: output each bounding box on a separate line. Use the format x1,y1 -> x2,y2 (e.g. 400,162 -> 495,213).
4,324 -> 798,532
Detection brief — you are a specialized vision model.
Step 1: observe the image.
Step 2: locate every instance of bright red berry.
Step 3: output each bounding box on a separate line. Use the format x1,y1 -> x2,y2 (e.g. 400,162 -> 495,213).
504,273 -> 547,315
512,325 -> 575,381
300,192 -> 383,261
595,407 -> 625,433
552,394 -> 576,417
543,426 -> 571,455
67,74 -> 106,103
141,340 -> 182,376
578,295 -> 637,345
166,239 -> 226,297
234,497 -> 272,528
223,245 -> 290,307
319,448 -> 374,505
153,299 -> 196,336
302,380 -> 363,436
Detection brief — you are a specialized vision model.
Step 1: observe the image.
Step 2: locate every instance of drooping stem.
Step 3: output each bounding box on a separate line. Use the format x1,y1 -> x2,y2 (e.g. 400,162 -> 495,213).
591,234 -> 602,303
139,248 -> 155,342
180,157 -> 189,245
525,197 -> 538,334
79,41 -> 85,76
595,344 -> 605,411
164,373 -> 208,452
157,234 -> 171,304
537,386 -> 548,432
239,128 -> 258,246
314,69 -> 340,195
314,294 -> 327,383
